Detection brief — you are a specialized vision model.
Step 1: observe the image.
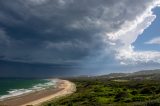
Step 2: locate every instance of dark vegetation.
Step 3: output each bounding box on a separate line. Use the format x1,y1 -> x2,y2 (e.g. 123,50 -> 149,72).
42,70 -> 160,106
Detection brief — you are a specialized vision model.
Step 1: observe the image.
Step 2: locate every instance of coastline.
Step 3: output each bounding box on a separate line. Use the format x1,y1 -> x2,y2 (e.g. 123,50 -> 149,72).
0,79 -> 76,106
0,79 -> 58,101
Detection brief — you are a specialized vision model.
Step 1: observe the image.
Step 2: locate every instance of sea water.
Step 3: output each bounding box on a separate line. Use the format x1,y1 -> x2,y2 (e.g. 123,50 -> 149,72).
0,78 -> 58,100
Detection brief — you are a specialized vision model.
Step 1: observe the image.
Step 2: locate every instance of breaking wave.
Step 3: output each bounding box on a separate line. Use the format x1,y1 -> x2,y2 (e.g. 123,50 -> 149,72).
0,79 -> 58,101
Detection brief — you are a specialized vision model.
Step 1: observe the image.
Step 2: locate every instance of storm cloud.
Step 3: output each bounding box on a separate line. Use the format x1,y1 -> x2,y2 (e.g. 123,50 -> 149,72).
0,0 -> 160,67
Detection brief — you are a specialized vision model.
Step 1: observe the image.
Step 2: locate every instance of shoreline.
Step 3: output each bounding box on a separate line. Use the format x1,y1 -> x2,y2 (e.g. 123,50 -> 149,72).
0,79 -> 76,106
0,79 -> 58,102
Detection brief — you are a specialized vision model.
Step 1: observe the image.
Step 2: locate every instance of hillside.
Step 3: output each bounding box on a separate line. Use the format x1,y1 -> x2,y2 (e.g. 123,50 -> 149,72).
96,69 -> 160,79
42,69 -> 160,106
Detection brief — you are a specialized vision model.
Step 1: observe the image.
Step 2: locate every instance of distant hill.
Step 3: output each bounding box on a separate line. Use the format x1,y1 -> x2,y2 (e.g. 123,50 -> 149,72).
132,69 -> 160,76
94,69 -> 160,80
99,73 -> 130,78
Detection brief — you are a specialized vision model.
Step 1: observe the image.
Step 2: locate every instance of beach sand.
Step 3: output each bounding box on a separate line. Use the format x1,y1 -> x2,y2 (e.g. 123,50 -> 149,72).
0,79 -> 76,106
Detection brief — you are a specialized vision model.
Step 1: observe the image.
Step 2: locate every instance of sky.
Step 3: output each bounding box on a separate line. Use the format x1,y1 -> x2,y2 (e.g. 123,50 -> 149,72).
0,0 -> 160,77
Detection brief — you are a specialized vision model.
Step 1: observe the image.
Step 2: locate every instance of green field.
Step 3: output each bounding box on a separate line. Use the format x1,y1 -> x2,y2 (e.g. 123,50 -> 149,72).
42,76 -> 160,106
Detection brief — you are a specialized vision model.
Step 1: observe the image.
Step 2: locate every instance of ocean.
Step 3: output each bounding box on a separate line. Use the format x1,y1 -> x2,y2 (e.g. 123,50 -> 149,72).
0,78 -> 58,100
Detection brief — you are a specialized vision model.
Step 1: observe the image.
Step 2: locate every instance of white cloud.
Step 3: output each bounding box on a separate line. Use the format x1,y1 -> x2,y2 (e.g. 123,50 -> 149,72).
116,45 -> 160,64
106,0 -> 160,65
145,37 -> 160,44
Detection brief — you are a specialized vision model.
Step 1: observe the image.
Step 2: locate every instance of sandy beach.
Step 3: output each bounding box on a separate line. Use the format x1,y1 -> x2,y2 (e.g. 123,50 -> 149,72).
0,79 -> 76,106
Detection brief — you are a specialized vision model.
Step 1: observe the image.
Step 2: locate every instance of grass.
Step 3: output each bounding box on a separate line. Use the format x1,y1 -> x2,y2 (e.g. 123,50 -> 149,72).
112,79 -> 129,82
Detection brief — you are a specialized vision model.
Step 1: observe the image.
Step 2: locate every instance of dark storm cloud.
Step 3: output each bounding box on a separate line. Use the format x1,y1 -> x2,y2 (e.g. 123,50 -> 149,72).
0,0 -> 158,64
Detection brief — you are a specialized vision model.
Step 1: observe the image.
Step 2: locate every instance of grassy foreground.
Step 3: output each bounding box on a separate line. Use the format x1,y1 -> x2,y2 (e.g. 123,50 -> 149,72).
42,78 -> 160,106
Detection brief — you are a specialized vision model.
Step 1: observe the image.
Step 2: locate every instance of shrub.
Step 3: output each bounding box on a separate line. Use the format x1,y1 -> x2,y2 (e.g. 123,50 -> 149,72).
131,90 -> 138,95
114,91 -> 129,102
146,100 -> 160,106
140,87 -> 153,94
132,96 -> 147,101
96,97 -> 110,104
